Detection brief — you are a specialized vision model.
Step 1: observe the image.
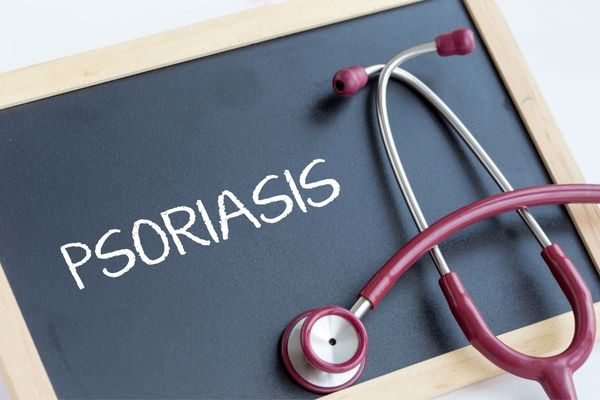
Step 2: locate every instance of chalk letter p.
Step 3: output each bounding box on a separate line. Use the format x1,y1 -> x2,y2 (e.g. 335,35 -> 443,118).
60,242 -> 92,290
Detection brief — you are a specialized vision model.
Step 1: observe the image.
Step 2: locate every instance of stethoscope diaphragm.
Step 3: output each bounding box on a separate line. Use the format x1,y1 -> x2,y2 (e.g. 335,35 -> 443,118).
280,306 -> 367,393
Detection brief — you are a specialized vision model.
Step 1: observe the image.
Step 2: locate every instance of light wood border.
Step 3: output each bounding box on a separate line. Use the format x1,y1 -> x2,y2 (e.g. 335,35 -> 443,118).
0,0 -> 598,398
326,304 -> 600,400
0,265 -> 55,399
0,0 -> 419,110
465,0 -> 600,275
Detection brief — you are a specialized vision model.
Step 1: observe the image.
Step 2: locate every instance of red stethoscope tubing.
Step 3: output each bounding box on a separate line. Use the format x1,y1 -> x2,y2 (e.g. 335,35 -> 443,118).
360,183 -> 599,399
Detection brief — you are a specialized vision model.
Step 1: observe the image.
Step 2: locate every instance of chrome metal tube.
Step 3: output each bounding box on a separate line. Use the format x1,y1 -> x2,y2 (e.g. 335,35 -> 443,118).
349,296 -> 372,319
370,65 -> 552,248
372,44 -> 553,276
375,43 -> 452,276
391,68 -> 551,247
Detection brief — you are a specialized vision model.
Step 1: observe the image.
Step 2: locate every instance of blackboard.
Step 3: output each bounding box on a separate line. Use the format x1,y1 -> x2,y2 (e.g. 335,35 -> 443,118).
1,0 -> 599,398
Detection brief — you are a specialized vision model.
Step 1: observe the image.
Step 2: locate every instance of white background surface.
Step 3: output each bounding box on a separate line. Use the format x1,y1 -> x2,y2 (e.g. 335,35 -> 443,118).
0,0 -> 598,398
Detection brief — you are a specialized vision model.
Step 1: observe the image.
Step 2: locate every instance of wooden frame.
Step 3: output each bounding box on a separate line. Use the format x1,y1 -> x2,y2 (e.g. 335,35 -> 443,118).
1,0 -> 599,398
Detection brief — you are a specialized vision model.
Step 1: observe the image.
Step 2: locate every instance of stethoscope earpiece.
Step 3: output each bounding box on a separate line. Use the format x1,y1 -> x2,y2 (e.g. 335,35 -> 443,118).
435,28 -> 475,56
332,66 -> 368,97
331,28 -> 475,97
280,306 -> 367,394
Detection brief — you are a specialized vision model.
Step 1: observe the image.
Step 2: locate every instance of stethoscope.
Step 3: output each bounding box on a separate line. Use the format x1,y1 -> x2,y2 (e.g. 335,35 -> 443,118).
280,29 -> 598,398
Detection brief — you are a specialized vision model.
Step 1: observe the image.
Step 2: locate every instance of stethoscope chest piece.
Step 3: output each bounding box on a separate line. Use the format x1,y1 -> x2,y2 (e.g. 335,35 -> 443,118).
280,306 -> 368,393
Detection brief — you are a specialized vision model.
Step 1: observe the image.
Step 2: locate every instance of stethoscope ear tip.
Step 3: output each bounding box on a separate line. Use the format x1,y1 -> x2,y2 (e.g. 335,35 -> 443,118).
332,66 -> 368,97
280,306 -> 367,393
435,28 -> 475,56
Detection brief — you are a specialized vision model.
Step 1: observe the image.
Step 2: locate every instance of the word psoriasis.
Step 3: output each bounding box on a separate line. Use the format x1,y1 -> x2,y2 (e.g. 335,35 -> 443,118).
60,159 -> 340,290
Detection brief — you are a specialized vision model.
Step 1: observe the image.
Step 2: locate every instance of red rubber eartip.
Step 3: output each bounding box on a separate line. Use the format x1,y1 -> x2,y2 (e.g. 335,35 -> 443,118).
435,28 -> 475,56
332,66 -> 368,96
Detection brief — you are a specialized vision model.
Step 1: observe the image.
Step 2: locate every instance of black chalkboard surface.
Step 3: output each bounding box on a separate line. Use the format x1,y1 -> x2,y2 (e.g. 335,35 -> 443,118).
0,0 -> 599,398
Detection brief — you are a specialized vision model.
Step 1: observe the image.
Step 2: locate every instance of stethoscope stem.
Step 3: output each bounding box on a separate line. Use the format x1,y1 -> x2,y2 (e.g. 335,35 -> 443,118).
349,296 -> 371,319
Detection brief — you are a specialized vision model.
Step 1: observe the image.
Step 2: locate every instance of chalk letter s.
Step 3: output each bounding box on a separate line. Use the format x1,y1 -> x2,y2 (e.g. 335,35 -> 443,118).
300,159 -> 341,208
252,175 -> 294,224
95,229 -> 136,278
